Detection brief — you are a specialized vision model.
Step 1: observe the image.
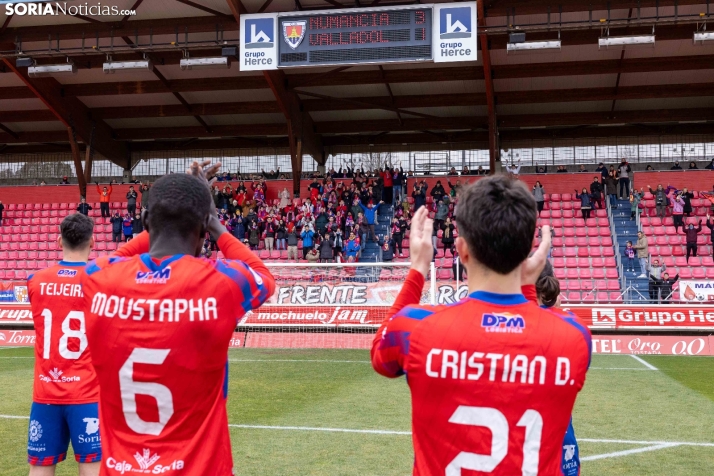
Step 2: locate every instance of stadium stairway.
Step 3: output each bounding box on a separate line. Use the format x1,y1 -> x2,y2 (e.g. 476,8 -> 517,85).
612,199 -> 649,300
359,203 -> 393,262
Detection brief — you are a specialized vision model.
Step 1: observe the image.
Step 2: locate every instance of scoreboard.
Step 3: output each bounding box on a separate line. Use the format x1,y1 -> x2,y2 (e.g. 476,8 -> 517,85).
240,2 -> 477,71
278,8 -> 432,67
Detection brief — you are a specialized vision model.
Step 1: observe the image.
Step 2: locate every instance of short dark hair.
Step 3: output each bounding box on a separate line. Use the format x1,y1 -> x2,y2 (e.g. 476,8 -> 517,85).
455,175 -> 537,274
147,174 -> 212,236
61,213 -> 94,250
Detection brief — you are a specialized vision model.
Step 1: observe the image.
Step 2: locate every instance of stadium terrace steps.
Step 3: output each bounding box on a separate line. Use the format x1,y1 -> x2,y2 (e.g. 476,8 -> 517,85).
612,199 -> 649,300
359,203 -> 393,262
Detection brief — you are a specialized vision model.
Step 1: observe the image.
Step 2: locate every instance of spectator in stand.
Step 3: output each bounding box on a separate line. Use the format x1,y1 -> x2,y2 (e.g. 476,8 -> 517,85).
276,220 -> 287,250
319,233 -> 334,262
131,212 -> 143,238
434,200 -> 449,232
441,217 -> 455,254
301,224 -> 315,259
595,162 -> 609,180
689,161 -> 698,170
624,241 -> 635,272
332,229 -> 344,263
447,167 -> 458,176
617,159 -> 631,199
629,189 -> 644,221
248,222 -> 261,250
633,231 -> 649,278
670,191 -> 685,232
647,258 -> 666,302
391,218 -> 403,258
683,219 -> 703,262
535,164 -> 547,174
646,165 -> 654,171
345,232 -> 361,262
263,217 -> 276,251
122,213 -> 133,242
706,159 -> 714,170
359,200 -> 382,241
506,159 -> 522,176
394,167 -> 406,203
279,187 -> 291,209
575,188 -> 594,219
452,250 -> 465,281
61,176 -> 70,185
381,167 -> 394,204
286,227 -> 300,261
0,200 -> 4,225
110,211 -> 122,242
476,166 -> 488,175
139,183 -> 150,210
578,165 -> 588,173
126,186 -> 138,215
306,247 -> 319,263
605,171 -> 618,208
261,168 -> 280,180
447,179 -> 461,199
671,161 -> 683,170
230,215 -> 245,242
681,187 -> 694,217
76,197 -> 92,216
649,184 -> 668,218
590,177 -> 604,209
430,180 -> 447,203
96,182 -> 112,218
532,181 -> 545,215
379,239 -> 394,262
556,165 -> 568,173
653,272 -> 679,304
462,166 -> 472,176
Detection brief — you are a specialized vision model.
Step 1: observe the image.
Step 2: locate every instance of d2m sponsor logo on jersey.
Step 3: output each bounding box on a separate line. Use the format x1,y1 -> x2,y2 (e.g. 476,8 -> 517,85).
591,308 -> 617,328
439,7 -> 472,39
283,20 -> 306,49
481,312 -> 525,333
135,268 -> 171,284
57,269 -> 78,278
245,18 -> 274,48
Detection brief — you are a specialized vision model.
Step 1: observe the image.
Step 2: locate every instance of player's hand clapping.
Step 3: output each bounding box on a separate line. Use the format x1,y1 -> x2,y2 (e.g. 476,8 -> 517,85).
409,207 -> 433,277
521,224 -> 551,286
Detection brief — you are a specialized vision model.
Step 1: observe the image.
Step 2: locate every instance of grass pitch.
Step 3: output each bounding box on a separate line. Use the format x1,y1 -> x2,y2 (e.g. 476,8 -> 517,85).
0,348 -> 713,475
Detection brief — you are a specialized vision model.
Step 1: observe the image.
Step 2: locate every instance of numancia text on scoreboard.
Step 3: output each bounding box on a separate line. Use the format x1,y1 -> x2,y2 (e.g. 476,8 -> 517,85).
239,2 -> 477,71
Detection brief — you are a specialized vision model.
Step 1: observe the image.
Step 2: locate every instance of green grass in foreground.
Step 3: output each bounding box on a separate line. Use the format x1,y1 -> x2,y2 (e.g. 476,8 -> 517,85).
0,349 -> 712,475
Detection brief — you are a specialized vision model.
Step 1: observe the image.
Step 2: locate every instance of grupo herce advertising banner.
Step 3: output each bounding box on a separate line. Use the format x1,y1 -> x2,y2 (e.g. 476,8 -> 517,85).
565,304 -> 714,329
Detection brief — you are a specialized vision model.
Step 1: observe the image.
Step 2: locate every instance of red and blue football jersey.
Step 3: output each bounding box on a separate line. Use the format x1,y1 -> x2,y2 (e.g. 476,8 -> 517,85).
82,237 -> 274,475
372,272 -> 591,476
28,261 -> 99,404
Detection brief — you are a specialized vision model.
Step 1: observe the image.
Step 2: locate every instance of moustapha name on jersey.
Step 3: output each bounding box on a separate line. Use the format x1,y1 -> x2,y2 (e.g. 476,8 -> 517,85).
106,448 -> 184,475
91,293 -> 218,322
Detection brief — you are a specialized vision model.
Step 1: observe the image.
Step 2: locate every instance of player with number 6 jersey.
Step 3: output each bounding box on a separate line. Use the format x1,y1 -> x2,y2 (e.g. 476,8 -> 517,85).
26,213 -> 101,473
371,178 -> 591,476
82,166 -> 275,476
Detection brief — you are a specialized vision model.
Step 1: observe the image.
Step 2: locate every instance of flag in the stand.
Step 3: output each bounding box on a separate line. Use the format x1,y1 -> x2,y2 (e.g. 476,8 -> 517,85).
701,191 -> 714,205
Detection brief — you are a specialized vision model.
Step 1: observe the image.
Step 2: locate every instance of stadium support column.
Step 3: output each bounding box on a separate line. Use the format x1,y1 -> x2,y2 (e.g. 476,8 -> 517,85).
477,2 -> 498,174
263,70 -> 324,185
67,127 -> 87,198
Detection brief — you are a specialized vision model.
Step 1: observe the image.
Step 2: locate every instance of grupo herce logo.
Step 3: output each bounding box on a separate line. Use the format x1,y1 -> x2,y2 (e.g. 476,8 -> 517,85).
28,420 -> 43,443
245,18 -> 274,48
591,308 -> 616,328
439,7 -> 472,39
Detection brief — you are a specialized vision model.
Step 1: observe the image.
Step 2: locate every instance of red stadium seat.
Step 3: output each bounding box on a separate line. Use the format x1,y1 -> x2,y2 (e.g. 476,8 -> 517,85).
562,210 -> 574,219
672,246 -> 685,256
552,258 -> 565,268
565,258 -> 577,268
596,292 -> 609,303
703,257 -> 714,267
580,268 -> 592,279
566,292 -> 580,302
693,268 -> 706,279
566,269 -> 579,280
554,269 -> 566,279
659,247 -> 672,257
605,269 -> 619,279
609,292 -> 623,302
577,248 -> 590,258
679,268 -> 692,279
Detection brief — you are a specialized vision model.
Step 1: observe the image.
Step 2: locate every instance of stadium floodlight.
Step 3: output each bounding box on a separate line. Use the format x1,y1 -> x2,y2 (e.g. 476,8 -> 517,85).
507,40 -> 561,52
103,59 -> 152,73
179,56 -> 230,70
15,57 -> 34,68
28,61 -> 76,77
694,31 -> 714,43
598,34 -> 655,48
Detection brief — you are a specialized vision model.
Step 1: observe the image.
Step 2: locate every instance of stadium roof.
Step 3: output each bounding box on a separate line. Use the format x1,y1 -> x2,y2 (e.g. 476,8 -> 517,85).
0,0 -> 713,169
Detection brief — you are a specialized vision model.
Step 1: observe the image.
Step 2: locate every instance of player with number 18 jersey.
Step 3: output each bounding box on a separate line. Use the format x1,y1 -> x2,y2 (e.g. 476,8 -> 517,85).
27,260 -> 101,466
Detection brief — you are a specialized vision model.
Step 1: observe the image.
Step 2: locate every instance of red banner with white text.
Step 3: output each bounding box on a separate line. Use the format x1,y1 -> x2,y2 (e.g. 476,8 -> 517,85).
0,329 -> 247,348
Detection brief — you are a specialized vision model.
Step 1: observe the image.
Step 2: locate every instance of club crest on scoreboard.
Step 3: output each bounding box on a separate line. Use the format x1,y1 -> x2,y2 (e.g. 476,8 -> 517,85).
283,20 -> 307,49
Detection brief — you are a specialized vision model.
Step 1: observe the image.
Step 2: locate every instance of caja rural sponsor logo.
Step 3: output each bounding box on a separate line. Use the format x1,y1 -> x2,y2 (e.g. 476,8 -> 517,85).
106,448 -> 184,474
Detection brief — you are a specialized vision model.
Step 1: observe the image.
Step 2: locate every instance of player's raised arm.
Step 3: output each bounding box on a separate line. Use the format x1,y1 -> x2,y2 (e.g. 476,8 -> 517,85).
371,207 -> 434,378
